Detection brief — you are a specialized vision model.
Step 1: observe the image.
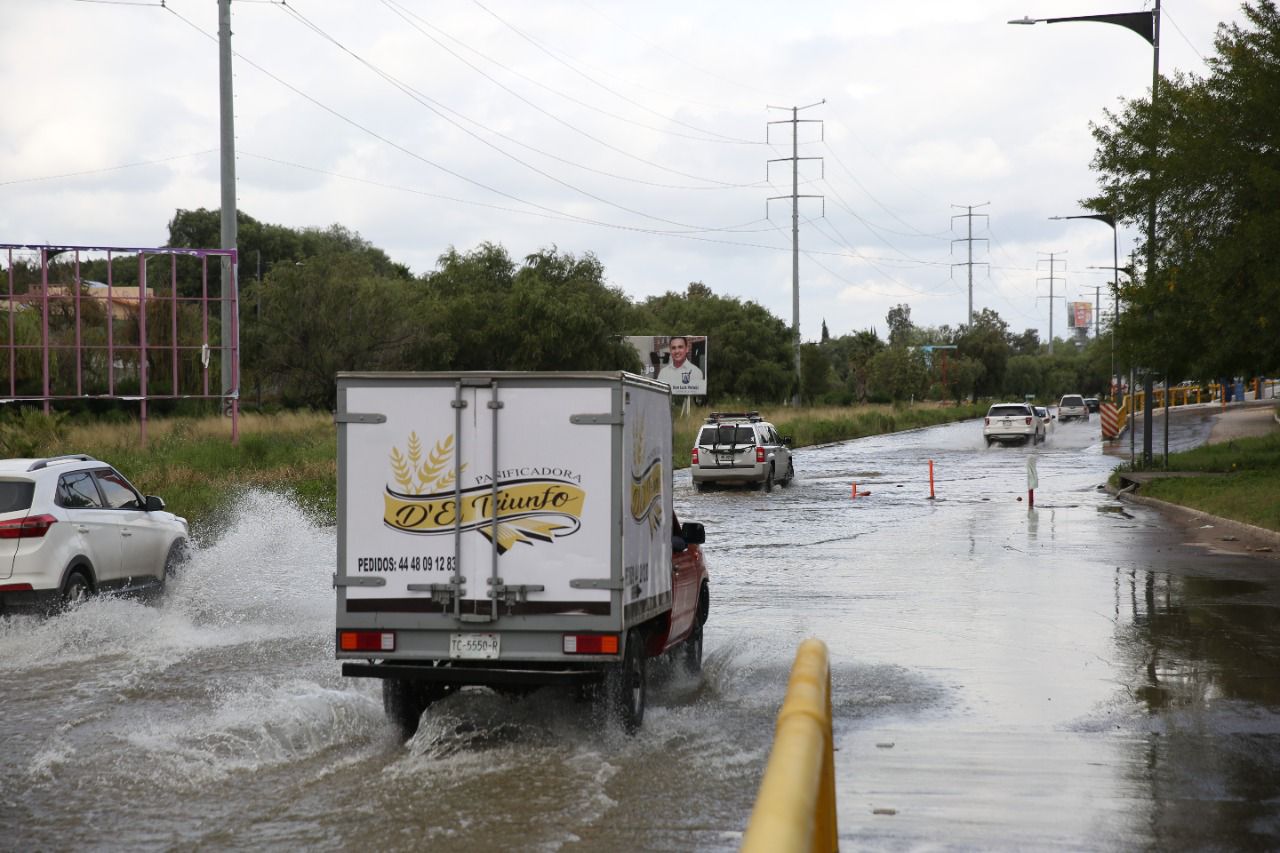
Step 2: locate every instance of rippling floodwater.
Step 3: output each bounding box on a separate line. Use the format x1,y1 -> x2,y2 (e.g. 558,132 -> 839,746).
3,410 -> 1277,850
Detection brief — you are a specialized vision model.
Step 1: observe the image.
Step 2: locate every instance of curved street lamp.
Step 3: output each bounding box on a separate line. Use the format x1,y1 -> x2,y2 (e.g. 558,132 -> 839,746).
1011,2 -> 1161,464
1049,213 -> 1118,392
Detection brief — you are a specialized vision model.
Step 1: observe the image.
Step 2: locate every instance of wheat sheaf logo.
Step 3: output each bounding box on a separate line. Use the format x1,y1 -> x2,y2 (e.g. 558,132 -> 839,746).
629,421 -> 663,534
382,432 -> 586,555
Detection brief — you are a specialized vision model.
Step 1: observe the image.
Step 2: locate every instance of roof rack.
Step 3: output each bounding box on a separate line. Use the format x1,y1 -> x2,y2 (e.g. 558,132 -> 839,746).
704,411 -> 763,424
27,454 -> 97,472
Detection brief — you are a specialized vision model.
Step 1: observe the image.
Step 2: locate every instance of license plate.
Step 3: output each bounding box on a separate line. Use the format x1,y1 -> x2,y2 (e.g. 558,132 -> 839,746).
1001,419 -> 1011,426
450,632 -> 500,660
716,454 -> 733,464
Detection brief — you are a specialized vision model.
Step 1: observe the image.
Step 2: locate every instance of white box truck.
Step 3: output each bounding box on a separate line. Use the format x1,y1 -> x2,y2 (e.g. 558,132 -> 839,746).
334,372 -> 711,737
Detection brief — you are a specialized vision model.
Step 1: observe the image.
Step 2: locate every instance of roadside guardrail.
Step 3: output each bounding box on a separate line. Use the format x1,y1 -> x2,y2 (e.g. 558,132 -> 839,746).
742,638 -> 837,853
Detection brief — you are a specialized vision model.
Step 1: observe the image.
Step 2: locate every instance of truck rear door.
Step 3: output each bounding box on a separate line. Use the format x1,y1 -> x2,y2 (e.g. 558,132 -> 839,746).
339,376 -> 615,623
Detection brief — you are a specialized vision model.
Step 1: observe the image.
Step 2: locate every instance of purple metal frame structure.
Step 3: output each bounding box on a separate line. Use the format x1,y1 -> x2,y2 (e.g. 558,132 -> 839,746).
1,243 -> 240,445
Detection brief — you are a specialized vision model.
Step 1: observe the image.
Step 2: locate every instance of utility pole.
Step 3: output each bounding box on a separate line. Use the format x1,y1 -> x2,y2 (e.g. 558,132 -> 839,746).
951,203 -> 990,325
1095,283 -> 1102,339
218,0 -> 238,426
767,101 -> 824,406
1037,252 -> 1067,354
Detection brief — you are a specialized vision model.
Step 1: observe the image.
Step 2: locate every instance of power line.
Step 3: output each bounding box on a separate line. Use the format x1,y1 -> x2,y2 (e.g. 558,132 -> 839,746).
0,149 -> 217,187
274,3 -> 761,230
379,0 -> 770,161
165,5 -> 760,240
470,0 -> 763,146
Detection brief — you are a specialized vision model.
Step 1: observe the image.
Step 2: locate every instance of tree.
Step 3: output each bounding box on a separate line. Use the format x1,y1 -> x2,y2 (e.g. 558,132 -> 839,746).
845,330 -> 886,401
1007,328 -> 1042,357
868,346 -> 929,402
414,243 -> 639,373
886,304 -> 914,348
956,308 -> 1010,401
948,356 -> 985,405
245,250 -> 419,408
800,342 -> 832,403
1088,1 -> 1280,378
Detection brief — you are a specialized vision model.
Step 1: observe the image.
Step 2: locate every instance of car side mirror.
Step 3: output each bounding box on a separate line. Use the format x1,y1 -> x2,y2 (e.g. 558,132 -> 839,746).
782,437 -> 793,447
145,495 -> 165,512
680,522 -> 706,545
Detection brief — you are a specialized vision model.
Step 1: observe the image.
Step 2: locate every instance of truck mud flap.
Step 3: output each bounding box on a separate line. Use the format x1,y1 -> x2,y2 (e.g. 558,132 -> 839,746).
343,662 -> 604,687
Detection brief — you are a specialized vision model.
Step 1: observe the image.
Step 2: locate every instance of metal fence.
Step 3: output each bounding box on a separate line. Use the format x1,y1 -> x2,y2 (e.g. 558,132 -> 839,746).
1,243 -> 240,444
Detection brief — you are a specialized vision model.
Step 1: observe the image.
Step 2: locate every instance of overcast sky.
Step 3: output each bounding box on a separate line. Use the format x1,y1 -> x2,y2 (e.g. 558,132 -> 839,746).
1,0 -> 1246,345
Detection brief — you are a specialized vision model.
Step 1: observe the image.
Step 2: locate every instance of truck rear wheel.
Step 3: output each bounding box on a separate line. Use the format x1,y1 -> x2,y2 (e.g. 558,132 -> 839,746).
382,678 -> 452,740
607,630 -> 646,734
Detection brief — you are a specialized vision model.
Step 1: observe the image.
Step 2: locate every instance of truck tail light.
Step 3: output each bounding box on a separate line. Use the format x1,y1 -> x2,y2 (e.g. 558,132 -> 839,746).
563,633 -> 619,655
0,514 -> 57,540
691,447 -> 699,465
755,446 -> 765,463
339,630 -> 395,652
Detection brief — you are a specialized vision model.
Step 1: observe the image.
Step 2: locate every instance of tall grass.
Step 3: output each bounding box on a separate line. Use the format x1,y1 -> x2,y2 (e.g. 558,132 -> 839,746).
13,411 -> 335,537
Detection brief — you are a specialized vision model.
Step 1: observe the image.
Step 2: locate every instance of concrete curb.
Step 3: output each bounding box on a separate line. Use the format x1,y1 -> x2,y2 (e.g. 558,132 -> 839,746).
1103,482 -> 1280,551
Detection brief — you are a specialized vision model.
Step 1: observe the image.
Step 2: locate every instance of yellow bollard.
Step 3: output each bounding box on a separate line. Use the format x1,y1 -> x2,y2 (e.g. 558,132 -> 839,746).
742,639 -> 837,853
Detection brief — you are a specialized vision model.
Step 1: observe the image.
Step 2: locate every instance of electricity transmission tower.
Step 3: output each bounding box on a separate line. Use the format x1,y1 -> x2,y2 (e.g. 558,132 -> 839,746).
1037,252 -> 1067,355
951,203 -> 990,326
767,101 -> 824,406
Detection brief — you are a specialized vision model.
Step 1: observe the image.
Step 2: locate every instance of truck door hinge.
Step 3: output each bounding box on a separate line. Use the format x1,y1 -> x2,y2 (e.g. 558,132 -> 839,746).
333,412 -> 387,424
487,576 -> 546,604
570,413 -> 623,425
407,581 -> 465,606
569,578 -> 622,590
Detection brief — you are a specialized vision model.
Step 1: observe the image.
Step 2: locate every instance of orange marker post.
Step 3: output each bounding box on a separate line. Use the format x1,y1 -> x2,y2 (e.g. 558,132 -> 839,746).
851,482 -> 857,500
928,460 -> 935,500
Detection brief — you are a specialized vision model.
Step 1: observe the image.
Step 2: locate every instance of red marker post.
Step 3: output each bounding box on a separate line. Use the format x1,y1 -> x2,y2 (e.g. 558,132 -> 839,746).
928,460 -> 935,500
1027,456 -> 1038,509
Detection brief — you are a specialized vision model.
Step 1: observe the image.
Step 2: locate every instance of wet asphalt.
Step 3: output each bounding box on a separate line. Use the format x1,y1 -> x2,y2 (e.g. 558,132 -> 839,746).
1,408 -> 1277,850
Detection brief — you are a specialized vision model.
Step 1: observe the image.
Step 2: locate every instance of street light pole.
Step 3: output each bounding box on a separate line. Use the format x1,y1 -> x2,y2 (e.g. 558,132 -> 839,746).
1050,213 -> 1119,397
1011,2 -> 1160,463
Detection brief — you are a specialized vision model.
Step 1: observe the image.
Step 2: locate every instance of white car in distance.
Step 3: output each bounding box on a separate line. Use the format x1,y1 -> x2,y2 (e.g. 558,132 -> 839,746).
1034,406 -> 1053,435
1058,394 -> 1089,422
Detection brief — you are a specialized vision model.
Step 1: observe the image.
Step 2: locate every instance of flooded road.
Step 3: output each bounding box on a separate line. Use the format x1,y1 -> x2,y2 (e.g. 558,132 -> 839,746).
3,411 -> 1279,850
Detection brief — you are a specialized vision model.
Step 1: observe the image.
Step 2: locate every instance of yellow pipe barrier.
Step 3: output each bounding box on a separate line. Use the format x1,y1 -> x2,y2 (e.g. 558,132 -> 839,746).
742,639 -> 837,853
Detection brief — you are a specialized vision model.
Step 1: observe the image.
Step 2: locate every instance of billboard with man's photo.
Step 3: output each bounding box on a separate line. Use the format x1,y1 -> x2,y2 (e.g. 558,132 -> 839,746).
626,335 -> 708,396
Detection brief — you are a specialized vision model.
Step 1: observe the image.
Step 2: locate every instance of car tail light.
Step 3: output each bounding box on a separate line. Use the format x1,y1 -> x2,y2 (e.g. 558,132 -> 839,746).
339,630 -> 395,652
0,514 -> 57,540
0,583 -> 34,592
563,633 -> 619,655
755,446 -> 765,463
1025,417 -> 1032,425
984,417 -> 990,426
691,447 -> 699,465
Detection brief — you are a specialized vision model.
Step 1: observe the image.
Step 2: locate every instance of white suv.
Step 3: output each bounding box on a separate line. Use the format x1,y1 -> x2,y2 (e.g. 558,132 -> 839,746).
983,403 -> 1044,446
0,455 -> 188,615
690,412 -> 794,492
